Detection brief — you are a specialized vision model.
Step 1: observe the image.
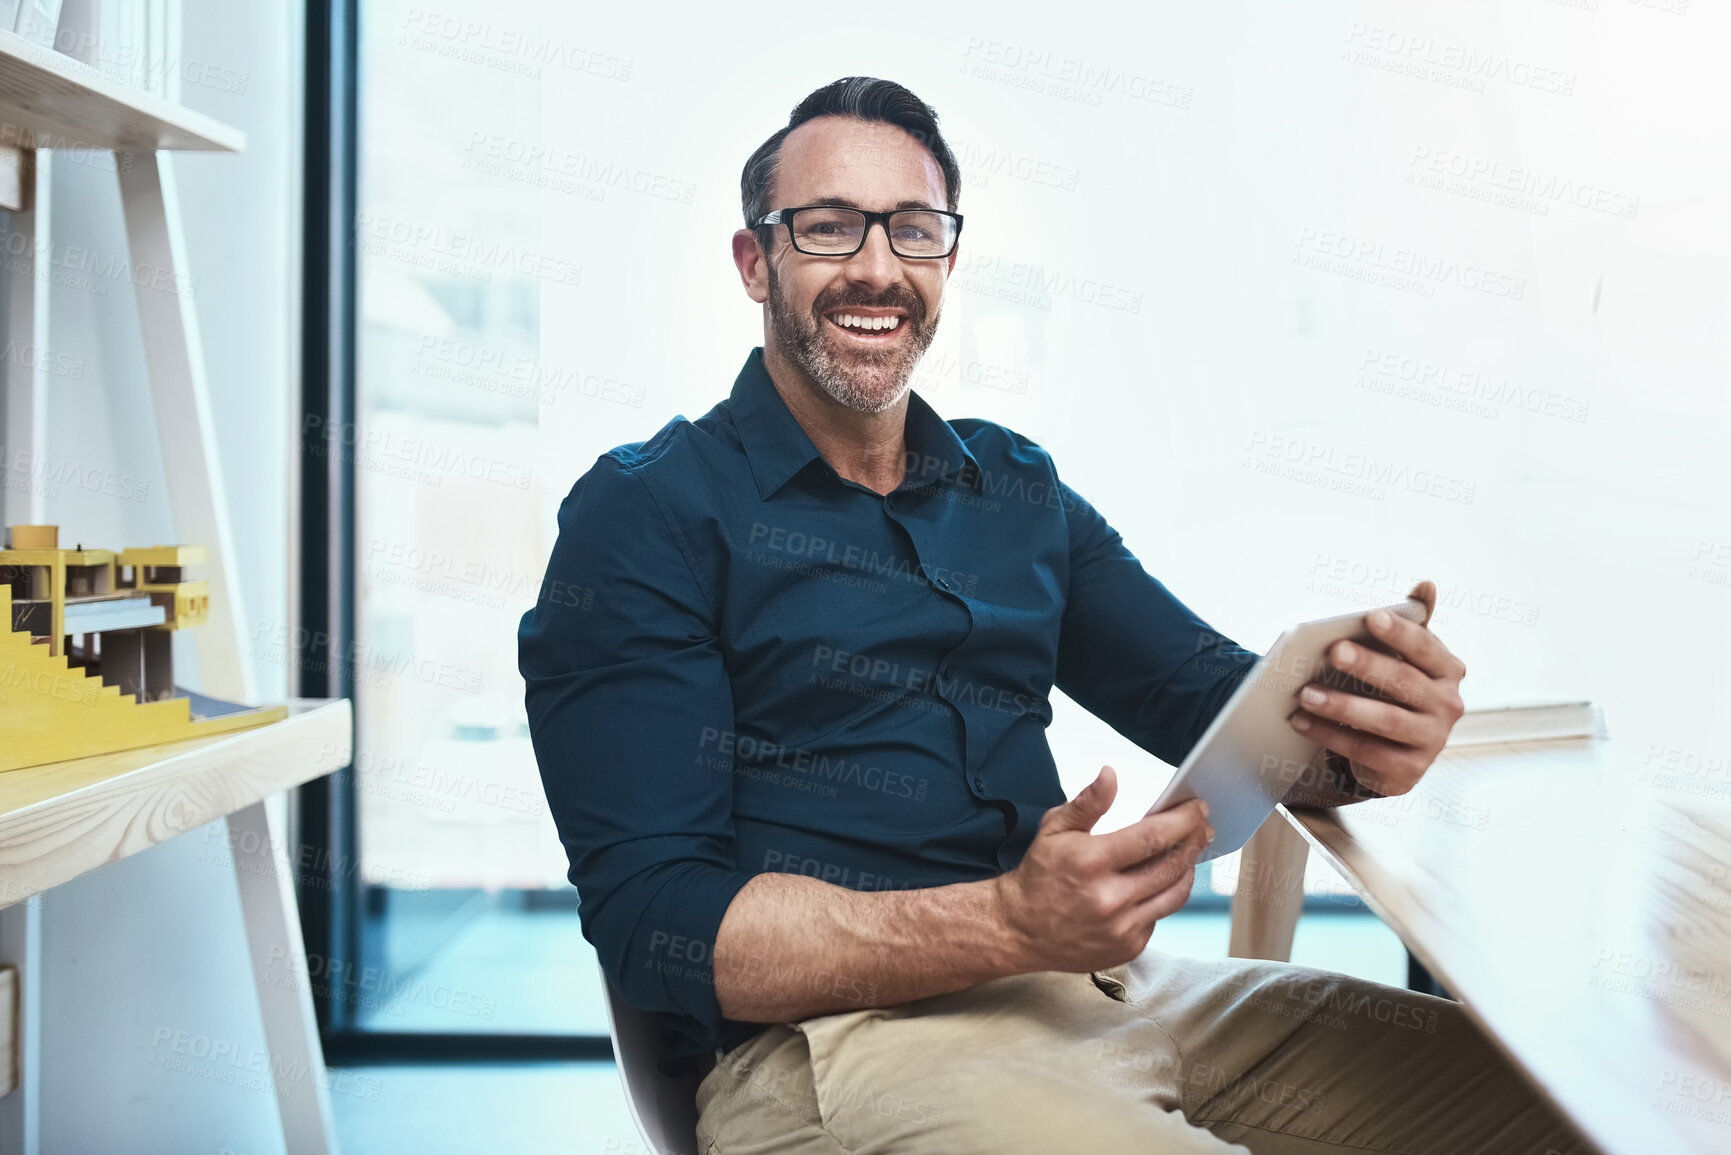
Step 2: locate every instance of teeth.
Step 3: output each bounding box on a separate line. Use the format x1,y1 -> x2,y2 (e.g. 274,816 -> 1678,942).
833,314 -> 901,332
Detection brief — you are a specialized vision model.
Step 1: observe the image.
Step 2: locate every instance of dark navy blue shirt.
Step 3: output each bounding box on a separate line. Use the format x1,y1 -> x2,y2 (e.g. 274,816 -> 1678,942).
518,347 -> 1256,1067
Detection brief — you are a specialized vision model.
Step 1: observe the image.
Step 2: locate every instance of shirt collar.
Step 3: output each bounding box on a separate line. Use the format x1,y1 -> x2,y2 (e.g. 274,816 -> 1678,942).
728,346 -> 980,501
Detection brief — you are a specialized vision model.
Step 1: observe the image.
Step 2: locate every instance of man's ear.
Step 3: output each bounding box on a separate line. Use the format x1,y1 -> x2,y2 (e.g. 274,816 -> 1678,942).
732,229 -> 770,304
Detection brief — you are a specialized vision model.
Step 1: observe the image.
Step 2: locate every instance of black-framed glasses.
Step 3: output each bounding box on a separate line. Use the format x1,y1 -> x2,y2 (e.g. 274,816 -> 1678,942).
755,205 -> 964,259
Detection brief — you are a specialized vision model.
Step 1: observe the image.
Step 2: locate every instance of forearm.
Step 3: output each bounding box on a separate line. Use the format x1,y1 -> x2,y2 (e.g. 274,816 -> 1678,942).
712,872 -> 1027,1022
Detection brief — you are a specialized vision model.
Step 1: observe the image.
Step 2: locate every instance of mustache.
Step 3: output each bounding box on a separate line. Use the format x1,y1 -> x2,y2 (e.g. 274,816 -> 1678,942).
812,287 -> 925,325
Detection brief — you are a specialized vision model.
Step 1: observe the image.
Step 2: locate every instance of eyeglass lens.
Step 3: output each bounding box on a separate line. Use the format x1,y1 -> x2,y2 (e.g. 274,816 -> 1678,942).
790,208 -> 956,257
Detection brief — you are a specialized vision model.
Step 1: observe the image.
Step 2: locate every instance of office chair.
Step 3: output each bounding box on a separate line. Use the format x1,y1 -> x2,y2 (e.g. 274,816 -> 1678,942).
599,965 -> 705,1155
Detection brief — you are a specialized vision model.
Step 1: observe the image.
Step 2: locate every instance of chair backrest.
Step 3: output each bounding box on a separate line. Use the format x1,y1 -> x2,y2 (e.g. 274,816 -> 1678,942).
600,968 -> 705,1155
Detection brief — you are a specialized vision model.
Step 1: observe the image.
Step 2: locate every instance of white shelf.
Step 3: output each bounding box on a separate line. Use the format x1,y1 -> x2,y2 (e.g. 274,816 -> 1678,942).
0,27 -> 243,153
0,698 -> 350,905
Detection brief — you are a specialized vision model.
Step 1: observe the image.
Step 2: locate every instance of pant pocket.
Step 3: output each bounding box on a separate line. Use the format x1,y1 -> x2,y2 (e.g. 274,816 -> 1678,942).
1090,964 -> 1131,1001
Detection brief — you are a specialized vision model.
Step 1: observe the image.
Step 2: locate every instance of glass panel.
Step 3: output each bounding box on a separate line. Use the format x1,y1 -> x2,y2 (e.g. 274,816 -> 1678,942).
355,0 -> 600,1034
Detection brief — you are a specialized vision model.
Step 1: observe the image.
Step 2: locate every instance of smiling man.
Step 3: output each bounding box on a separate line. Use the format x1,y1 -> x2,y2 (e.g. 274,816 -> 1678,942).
519,78 -> 1588,1154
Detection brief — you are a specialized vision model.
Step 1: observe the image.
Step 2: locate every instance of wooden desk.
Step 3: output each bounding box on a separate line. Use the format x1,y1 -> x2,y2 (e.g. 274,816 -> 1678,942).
1285,735 -> 1731,1155
0,698 -> 351,1155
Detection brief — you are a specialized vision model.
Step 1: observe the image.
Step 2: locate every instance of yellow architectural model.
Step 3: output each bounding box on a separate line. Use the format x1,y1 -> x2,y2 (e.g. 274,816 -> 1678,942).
0,523 -> 285,772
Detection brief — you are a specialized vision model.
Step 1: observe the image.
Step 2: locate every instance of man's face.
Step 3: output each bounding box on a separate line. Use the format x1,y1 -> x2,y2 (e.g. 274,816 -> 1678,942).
754,118 -> 954,414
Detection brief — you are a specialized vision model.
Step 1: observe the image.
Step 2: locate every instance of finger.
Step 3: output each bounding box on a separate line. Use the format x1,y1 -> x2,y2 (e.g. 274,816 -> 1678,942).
1365,603 -> 1466,683
1130,863 -> 1198,924
1405,580 -> 1437,626
1322,640 -> 1430,708
1294,685 -> 1429,745
1094,800 -> 1208,871
1045,765 -> 1118,834
1287,712 -> 1425,794
1118,825 -> 1210,897
1123,813 -> 1211,874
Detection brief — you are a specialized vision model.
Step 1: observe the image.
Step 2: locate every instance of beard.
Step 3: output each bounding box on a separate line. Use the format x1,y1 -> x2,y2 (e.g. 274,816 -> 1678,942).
766,264 -> 941,414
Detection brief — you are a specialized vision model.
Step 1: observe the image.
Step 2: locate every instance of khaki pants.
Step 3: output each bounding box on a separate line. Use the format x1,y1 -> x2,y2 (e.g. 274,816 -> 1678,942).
695,948 -> 1595,1154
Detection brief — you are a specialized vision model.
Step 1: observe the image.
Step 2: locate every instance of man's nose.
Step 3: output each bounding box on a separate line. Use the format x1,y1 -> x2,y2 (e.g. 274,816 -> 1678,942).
842,217 -> 902,284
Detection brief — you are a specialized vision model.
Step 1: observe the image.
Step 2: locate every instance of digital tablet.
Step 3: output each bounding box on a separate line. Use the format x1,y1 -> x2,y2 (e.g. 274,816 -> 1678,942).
1149,598 -> 1428,862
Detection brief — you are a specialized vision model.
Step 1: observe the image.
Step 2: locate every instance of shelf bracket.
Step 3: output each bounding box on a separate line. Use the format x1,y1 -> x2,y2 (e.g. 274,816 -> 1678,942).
115,150 -> 255,703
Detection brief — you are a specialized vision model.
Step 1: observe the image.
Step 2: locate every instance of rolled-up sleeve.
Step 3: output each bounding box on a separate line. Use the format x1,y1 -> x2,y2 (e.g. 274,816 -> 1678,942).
1053,477 -> 1259,766
518,453 -> 752,1038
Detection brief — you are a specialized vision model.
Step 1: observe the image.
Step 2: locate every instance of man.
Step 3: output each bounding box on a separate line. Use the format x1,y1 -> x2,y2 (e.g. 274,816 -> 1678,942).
520,77 -> 1588,1154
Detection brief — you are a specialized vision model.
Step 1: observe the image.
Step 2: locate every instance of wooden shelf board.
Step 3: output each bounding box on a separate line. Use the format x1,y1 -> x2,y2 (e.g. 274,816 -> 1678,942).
0,698 -> 350,906
0,30 -> 243,153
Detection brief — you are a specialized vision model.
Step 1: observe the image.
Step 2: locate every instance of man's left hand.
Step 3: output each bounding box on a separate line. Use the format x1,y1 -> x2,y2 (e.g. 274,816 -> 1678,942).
1287,580 -> 1467,796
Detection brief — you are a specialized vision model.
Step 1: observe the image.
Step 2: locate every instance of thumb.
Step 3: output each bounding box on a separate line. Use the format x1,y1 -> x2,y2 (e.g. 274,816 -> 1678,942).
1406,580 -> 1437,627
1046,765 -> 1118,834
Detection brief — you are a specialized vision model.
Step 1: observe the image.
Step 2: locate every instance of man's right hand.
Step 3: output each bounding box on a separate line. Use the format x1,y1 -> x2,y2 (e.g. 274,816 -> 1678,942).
993,765 -> 1212,974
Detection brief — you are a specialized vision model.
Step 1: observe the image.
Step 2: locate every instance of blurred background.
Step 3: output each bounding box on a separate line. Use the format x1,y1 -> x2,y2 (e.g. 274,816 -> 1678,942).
350,0 -> 1728,1030
344,1 -> 1731,1144
5,0 -> 1727,1150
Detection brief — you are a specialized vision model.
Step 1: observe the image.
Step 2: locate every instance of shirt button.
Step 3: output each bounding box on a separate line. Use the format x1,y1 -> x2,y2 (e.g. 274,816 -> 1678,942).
972,776 -> 985,791
941,664 -> 956,679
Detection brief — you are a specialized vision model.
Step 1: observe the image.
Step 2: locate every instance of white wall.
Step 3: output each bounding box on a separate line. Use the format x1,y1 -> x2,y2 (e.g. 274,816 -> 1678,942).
12,1 -> 306,1150
526,0 -> 1731,830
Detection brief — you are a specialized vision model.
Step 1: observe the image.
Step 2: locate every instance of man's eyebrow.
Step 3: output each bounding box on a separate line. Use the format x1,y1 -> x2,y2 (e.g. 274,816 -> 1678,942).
804,195 -> 944,211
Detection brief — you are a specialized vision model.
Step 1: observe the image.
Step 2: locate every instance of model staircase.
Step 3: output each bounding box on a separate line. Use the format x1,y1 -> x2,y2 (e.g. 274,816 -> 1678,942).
0,585 -> 285,772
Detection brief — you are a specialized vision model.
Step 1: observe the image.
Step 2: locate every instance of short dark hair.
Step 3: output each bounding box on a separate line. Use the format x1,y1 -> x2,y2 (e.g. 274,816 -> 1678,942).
740,77 -> 961,236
